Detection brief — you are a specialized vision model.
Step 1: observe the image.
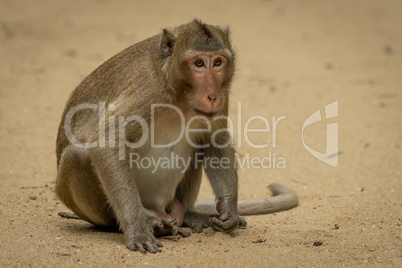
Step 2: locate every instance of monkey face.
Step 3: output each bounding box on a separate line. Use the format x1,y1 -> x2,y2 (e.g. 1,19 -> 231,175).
182,51 -> 231,118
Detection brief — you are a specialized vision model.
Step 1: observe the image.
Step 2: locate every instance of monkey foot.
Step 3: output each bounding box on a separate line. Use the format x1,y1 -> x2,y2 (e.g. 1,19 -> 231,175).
183,211 -> 217,233
152,217 -> 191,237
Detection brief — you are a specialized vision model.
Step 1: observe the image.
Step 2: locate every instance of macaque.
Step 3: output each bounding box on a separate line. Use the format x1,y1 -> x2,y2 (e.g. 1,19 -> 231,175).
56,19 -> 298,253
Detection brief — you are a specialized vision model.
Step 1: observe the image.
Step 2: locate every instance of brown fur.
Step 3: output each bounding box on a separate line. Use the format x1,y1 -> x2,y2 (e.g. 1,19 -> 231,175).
56,19 -> 298,254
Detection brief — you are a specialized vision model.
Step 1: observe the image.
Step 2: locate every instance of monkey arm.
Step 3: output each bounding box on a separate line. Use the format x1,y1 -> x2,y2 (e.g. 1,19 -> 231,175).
88,147 -> 163,253
202,134 -> 247,232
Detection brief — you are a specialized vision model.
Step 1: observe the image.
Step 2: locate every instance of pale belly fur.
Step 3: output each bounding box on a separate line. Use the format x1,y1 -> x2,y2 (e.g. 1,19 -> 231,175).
132,132 -> 194,212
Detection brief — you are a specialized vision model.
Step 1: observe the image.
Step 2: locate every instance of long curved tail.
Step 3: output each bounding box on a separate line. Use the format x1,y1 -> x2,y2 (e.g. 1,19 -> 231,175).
194,183 -> 298,216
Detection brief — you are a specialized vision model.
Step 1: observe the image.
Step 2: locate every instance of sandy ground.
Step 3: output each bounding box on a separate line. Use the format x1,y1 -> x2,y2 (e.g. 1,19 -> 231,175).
0,0 -> 401,267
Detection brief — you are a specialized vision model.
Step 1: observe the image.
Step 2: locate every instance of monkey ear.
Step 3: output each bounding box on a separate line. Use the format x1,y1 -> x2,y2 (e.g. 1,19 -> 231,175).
223,26 -> 231,37
160,29 -> 176,57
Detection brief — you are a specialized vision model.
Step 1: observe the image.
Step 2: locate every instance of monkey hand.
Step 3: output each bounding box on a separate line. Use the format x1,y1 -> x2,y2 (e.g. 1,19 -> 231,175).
209,213 -> 247,233
210,198 -> 247,232
125,212 -> 165,253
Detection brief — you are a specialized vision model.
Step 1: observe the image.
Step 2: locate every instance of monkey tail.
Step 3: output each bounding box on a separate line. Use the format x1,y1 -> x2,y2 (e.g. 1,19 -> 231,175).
194,183 -> 298,216
58,212 -> 81,220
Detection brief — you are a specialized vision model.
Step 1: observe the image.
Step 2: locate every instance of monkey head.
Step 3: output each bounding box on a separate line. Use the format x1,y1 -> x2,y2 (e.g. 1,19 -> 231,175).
160,19 -> 235,119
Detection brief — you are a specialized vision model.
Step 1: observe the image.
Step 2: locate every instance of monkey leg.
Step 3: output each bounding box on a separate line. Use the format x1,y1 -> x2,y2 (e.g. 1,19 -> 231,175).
56,145 -> 116,227
175,163 -> 219,233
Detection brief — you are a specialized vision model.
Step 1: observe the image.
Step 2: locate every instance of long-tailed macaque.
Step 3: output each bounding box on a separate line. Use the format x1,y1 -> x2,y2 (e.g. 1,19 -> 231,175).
56,19 -> 298,253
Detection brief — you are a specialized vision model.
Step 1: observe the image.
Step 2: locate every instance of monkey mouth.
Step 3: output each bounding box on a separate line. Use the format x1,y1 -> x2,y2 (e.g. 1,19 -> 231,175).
193,108 -> 219,118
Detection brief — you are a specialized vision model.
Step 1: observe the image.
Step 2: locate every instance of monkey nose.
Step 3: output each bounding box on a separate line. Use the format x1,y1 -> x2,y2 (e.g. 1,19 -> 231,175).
208,94 -> 216,102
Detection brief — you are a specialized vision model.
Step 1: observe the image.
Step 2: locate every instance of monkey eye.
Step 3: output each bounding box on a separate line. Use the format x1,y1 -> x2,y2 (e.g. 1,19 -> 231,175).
195,60 -> 204,67
214,58 -> 222,66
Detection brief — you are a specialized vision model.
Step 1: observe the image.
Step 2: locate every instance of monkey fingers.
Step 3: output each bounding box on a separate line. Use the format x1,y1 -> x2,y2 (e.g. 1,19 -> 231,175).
149,218 -> 171,236
161,217 -> 177,227
128,240 -> 162,254
153,217 -> 191,237
183,211 -> 215,233
238,216 -> 247,228
172,225 -> 191,237
218,212 -> 247,228
126,229 -> 163,254
149,218 -> 164,230
209,214 -> 245,233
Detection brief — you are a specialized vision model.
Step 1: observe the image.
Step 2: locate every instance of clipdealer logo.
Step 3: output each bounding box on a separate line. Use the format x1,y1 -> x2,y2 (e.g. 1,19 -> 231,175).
63,101 -> 339,169
302,101 -> 339,167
